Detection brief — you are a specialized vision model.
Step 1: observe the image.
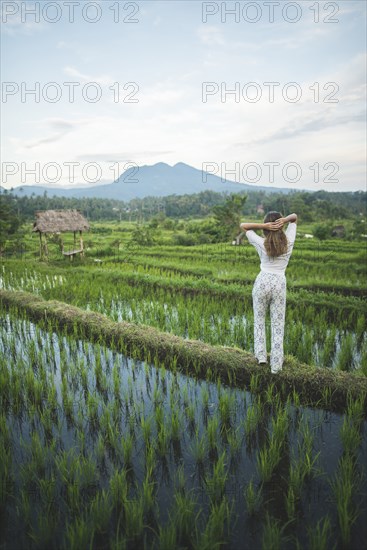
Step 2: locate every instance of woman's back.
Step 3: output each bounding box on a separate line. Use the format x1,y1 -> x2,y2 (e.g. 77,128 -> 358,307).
246,222 -> 297,275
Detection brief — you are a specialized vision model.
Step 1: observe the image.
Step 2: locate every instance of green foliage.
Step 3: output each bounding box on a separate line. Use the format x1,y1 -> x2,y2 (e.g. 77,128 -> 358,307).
129,223 -> 156,246
0,193 -> 22,253
212,193 -> 247,241
313,224 -> 332,240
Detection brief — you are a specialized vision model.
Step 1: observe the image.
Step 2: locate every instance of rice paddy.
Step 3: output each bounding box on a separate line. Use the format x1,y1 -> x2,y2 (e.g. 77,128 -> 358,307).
1,311 -> 366,550
1,229 -> 366,548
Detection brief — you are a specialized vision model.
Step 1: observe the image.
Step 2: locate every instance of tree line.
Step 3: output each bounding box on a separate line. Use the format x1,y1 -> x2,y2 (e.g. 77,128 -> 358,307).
0,187 -> 365,253
2,187 -> 365,222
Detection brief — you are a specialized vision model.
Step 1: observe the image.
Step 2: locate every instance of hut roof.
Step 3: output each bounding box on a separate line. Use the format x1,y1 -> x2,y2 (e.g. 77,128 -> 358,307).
32,209 -> 90,233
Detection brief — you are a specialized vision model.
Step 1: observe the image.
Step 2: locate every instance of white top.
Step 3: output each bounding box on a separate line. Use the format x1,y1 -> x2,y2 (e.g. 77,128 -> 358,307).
246,222 -> 297,275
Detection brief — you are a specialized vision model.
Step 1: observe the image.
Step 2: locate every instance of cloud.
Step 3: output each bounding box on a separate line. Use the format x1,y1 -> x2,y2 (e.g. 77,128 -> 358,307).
75,151 -> 174,162
47,119 -> 76,131
22,118 -> 78,149
241,111 -> 366,147
23,134 -> 68,149
63,66 -> 113,87
138,80 -> 187,106
0,1 -> 45,36
197,25 -> 225,46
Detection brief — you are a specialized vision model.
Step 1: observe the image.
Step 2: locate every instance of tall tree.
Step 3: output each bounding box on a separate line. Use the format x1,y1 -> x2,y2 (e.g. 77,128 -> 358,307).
0,193 -> 22,254
212,193 -> 248,241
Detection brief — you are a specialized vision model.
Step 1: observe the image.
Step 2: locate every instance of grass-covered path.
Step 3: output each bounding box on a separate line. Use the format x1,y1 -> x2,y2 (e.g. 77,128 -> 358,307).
1,289 -> 366,415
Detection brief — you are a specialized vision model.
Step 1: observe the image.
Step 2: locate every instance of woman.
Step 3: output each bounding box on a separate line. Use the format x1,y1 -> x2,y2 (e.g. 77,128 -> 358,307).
240,211 -> 297,374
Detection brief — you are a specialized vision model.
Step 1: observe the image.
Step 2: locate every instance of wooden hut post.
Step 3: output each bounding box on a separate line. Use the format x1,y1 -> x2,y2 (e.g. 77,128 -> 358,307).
43,233 -> 49,258
79,230 -> 84,256
39,232 -> 43,259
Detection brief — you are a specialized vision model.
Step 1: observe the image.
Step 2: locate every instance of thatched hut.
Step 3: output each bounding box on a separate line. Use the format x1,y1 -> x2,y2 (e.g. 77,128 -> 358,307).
32,209 -> 90,260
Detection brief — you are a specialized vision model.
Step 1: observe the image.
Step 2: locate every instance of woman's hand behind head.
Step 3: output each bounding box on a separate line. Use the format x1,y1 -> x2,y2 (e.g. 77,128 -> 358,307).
264,219 -> 285,231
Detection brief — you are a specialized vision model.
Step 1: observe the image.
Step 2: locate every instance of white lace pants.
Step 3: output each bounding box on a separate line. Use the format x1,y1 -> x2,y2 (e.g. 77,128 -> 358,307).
252,271 -> 286,372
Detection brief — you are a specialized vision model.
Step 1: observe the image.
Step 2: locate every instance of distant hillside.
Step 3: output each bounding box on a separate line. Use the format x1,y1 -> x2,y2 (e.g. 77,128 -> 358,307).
8,162 -> 301,200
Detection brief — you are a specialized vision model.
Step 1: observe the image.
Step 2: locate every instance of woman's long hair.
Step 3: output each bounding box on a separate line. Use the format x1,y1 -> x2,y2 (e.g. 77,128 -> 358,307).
263,211 -> 288,257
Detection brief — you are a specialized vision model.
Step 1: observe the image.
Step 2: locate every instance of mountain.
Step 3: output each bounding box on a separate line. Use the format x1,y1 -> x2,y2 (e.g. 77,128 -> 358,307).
8,162 -> 302,200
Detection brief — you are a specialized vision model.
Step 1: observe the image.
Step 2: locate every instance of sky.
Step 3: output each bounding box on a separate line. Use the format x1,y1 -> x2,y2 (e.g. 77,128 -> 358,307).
1,0 -> 366,192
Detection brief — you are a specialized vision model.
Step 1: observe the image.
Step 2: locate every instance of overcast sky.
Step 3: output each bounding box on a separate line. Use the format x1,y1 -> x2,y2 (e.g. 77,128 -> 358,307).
1,0 -> 366,192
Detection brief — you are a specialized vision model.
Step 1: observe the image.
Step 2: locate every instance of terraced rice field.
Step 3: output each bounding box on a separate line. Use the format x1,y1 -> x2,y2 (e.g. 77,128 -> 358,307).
1,234 -> 366,549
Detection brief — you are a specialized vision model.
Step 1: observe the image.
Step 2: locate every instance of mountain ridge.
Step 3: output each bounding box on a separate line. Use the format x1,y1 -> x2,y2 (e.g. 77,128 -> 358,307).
5,162 -> 307,200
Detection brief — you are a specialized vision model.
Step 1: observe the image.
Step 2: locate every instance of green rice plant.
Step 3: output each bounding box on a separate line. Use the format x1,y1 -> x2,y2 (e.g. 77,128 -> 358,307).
291,388 -> 300,408
218,391 -> 233,428
302,448 -> 320,480
61,379 -> 74,419
174,464 -> 186,494
64,515 -> 94,550
110,517 -> 127,550
204,451 -> 227,503
285,486 -> 296,520
320,327 -> 336,368
346,393 -> 365,427
355,314 -> 365,344
299,418 -> 313,450
89,489 -> 113,534
141,416 -> 153,447
66,482 -> 81,513
227,426 -> 242,457
18,489 -> 31,526
194,497 -> 231,550
264,382 -> 276,405
288,457 -> 306,499
109,468 -> 128,509
38,475 -> 56,512
361,342 -> 367,376
154,404 -> 164,431
295,327 -> 314,365
29,511 -> 58,549
144,441 -> 156,477
190,430 -> 208,465
0,450 -> 13,505
207,414 -> 220,452
329,454 -> 360,546
173,490 -> 197,543
307,515 -> 334,550
340,416 -> 362,455
140,474 -> 156,515
181,384 -> 189,407
29,431 -> 47,475
157,424 -> 170,458
250,373 -> 260,394
256,435 -> 282,483
295,425 -> 320,481
271,405 -> 290,446
76,426 -> 86,454
244,400 -> 262,437
121,433 -> 134,467
79,361 -> 88,393
156,522 -> 177,550
201,386 -> 210,411
77,454 -> 99,489
243,478 -> 262,515
261,513 -> 290,550
336,333 -> 355,371
321,386 -> 332,408
170,410 -> 181,441
123,497 -> 145,541
185,403 -> 196,427
55,449 -> 77,485
95,433 -> 105,464
46,383 -> 58,413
